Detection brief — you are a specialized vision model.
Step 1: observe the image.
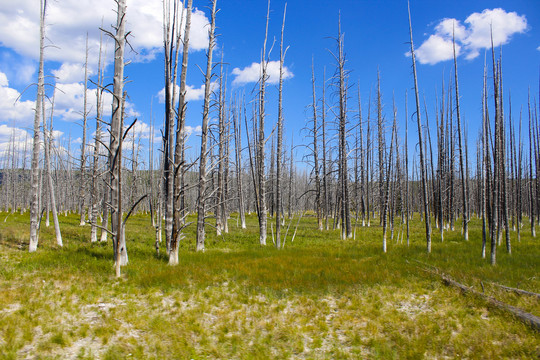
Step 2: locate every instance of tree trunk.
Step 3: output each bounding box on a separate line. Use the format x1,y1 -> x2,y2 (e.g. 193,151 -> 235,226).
90,34 -> 104,243
29,0 -> 47,252
78,35 -> 90,226
337,16 -> 351,239
233,98 -> 246,229
170,0 -> 192,265
408,2 -> 432,252
256,0 -> 271,246
43,91 -> 62,246
195,0 -> 217,252
110,0 -> 127,277
275,4 -> 287,248
311,59 -> 322,231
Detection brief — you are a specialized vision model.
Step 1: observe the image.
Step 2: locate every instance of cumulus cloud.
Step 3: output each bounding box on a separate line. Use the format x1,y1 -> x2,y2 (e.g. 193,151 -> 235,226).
0,71 -> 35,125
232,61 -> 294,85
0,72 -> 7,87
53,81 -> 142,123
415,35 -> 459,65
410,8 -> 527,65
157,82 -> 218,104
52,63 -> 93,84
0,0 -> 210,68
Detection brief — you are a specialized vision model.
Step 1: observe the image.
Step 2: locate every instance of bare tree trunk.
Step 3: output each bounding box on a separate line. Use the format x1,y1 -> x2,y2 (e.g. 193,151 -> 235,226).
195,0 -> 217,252
256,0 -> 271,246
382,108 -> 397,252
497,59 -> 511,254
528,91 -> 536,237
275,4 -> 287,248
437,84 -> 445,239
311,58 -> 322,231
377,71 -> 385,226
162,0 -> 184,253
233,98 -> 246,229
481,63 -> 489,258
408,1 -> 432,252
216,53 -> 225,236
109,0 -> 127,277
29,0 -> 47,252
321,69 -> 329,230
358,87 -> 366,227
366,90 -> 372,227
337,16 -> 351,239
405,91 -> 410,245
288,141 -> 294,219
452,30 -> 469,241
517,107 -> 523,242
90,34 -> 104,243
44,90 -> 62,246
78,35 -> 90,226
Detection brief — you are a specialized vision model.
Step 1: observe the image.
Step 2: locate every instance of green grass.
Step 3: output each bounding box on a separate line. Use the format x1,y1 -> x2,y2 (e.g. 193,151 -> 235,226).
0,210 -> 539,359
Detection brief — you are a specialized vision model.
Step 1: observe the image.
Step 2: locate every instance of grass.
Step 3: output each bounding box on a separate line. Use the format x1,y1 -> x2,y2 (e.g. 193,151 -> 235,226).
0,210 -> 539,359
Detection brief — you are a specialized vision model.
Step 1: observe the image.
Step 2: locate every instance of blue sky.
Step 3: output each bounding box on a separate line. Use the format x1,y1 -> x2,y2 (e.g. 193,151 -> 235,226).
0,0 -> 539,170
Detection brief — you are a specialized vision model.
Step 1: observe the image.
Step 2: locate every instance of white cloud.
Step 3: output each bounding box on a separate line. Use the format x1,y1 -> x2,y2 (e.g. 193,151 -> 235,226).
157,82 -> 217,104
463,8 -> 527,53
52,63 -> 93,84
53,82 -> 144,124
0,124 -> 32,155
410,8 -> 527,65
232,61 -> 294,85
185,125 -> 202,136
0,72 -> 7,86
434,18 -> 468,41
537,46 -> 540,51
130,120 -> 153,140
415,35 -> 459,65
0,71 -> 35,125
0,0 -> 210,69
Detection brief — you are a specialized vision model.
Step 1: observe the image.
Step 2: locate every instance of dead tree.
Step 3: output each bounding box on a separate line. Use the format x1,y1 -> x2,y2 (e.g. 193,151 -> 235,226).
90,33 -> 104,243
167,0 -> 192,264
275,4 -> 287,248
377,71 -> 385,225
358,86 -> 366,226
405,91 -> 410,245
195,0 -> 217,252
233,96 -> 246,228
408,1 -> 432,252
382,107 -> 397,252
106,0 -> 128,277
78,35 -> 90,226
321,68 -> 329,229
482,65 -> 493,258
43,90 -> 62,246
29,0 -> 46,252
310,59 -> 322,231
256,0 -> 271,246
336,16 -> 352,239
528,91 -> 536,237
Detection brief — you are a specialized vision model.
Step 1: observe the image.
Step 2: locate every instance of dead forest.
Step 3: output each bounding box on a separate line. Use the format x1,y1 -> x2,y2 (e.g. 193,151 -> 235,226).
1,0 -> 539,278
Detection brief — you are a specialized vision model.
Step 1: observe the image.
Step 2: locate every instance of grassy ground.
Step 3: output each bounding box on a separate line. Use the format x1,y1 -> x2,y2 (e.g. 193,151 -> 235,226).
0,211 -> 539,359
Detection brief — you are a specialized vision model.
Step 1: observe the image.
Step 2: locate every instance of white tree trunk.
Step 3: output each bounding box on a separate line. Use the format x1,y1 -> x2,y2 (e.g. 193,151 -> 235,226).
29,0 -> 47,252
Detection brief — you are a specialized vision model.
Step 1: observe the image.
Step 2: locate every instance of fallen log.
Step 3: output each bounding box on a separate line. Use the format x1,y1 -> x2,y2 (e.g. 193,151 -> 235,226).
410,260 -> 540,332
427,270 -> 540,333
488,282 -> 540,300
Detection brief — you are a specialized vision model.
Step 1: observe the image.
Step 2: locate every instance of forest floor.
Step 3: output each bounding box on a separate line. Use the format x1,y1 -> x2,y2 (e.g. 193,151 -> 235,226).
0,211 -> 539,359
